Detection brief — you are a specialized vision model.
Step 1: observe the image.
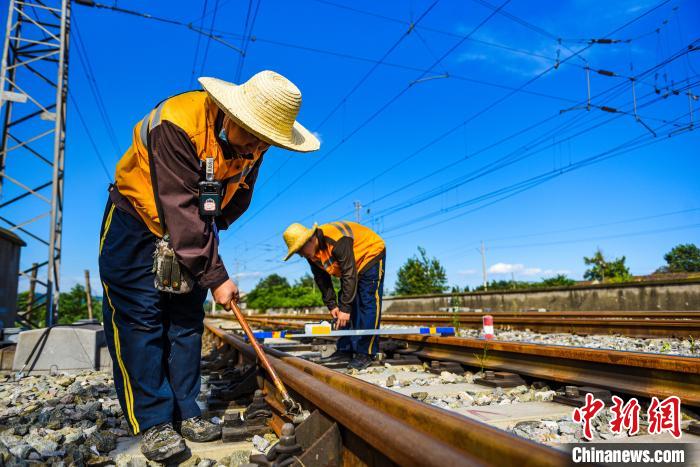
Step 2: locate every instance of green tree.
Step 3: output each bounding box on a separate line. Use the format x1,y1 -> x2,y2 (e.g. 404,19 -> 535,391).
540,274 -> 576,287
583,248 -> 630,282
245,273 -> 323,311
255,274 -> 290,289
394,247 -> 447,295
662,243 -> 700,272
16,284 -> 101,326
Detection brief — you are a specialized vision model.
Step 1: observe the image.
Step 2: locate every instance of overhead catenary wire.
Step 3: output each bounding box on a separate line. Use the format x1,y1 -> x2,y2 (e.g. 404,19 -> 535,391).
382,107 -> 696,239
71,18 -> 122,156
245,80 -> 689,266
80,2 -> 245,55
235,12 -> 688,268
369,71 -> 697,223
313,0 -> 441,132
227,0 -> 512,237
197,0 -> 222,77
188,0 -> 209,88
302,37 -> 696,230
68,93 -> 113,182
434,207 -> 700,257
234,0 -> 263,82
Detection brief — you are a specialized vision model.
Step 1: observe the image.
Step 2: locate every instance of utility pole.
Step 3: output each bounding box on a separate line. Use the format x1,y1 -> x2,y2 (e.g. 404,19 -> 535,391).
84,270 -> 93,320
26,263 -> 38,323
480,241 -> 488,291
354,201 -> 362,223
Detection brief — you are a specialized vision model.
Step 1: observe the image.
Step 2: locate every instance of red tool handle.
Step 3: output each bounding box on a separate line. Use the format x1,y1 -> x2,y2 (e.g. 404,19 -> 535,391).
229,300 -> 298,411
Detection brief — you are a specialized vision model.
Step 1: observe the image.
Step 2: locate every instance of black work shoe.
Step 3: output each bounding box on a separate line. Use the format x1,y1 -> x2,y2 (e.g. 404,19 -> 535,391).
347,354 -> 373,370
178,416 -> 221,442
140,422 -> 187,462
318,350 -> 352,363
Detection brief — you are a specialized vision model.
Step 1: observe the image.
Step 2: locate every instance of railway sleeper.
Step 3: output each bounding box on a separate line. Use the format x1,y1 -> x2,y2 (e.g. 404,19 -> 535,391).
248,411 -> 342,467
211,365 -> 260,400
223,389 -> 274,441
474,370 -> 527,388
552,385 -> 614,407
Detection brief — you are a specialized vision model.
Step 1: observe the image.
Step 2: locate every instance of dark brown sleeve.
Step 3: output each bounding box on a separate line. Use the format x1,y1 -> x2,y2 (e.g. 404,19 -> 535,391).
332,237 -> 357,313
215,155 -> 264,231
308,259 -> 338,311
150,121 -> 228,289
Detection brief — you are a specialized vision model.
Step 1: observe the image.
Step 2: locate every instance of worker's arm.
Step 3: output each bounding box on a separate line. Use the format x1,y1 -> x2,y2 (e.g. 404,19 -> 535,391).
150,121 -> 228,290
332,237 -> 358,314
308,260 -> 338,311
215,154 -> 264,231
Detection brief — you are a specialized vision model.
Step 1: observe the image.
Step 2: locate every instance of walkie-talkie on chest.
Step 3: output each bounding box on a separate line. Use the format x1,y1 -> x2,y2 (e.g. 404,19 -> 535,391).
198,156 -> 222,216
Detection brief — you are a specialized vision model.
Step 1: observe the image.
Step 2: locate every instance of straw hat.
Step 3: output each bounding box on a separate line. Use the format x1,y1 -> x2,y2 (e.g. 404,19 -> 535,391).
199,71 -> 320,152
282,222 -> 318,261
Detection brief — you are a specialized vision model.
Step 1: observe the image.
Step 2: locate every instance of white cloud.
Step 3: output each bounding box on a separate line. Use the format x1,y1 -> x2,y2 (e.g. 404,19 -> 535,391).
488,263 -> 572,277
488,262 -> 524,274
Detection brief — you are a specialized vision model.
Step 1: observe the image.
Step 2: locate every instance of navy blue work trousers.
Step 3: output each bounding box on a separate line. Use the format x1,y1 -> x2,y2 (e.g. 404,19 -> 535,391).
98,200 -> 207,434
336,255 -> 386,356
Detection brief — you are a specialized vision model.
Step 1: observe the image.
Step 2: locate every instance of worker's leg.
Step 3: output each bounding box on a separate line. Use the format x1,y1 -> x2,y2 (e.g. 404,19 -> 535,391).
99,201 -> 174,434
352,255 -> 386,357
162,287 -> 207,421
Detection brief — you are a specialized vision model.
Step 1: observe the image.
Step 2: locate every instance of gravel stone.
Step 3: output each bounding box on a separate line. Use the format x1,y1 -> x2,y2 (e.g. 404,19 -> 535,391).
456,328 -> 696,356
9,443 -> 32,459
439,371 -> 457,383
24,433 -> 58,456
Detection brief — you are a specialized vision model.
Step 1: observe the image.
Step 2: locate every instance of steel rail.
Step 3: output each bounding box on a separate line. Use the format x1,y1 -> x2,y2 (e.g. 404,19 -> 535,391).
232,313 -> 700,338
227,315 -> 700,407
204,319 -> 569,467
397,335 -> 700,407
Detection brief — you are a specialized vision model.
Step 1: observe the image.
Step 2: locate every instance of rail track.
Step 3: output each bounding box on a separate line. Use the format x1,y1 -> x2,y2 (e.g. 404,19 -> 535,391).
234,311 -> 700,338
224,314 -> 700,408
203,319 -> 569,467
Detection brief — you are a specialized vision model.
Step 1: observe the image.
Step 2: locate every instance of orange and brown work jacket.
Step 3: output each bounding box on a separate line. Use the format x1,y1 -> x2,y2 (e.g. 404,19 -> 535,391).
111,90 -> 265,289
308,221 -> 385,313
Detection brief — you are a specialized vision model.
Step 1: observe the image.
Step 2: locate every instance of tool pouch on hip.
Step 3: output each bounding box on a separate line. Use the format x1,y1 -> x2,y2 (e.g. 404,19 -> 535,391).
145,109 -> 194,294
152,235 -> 194,294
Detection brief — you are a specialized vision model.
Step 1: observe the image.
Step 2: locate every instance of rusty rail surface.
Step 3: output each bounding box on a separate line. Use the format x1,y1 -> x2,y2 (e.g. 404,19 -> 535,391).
204,319 -> 569,467
227,312 -> 700,338
397,335 -> 700,407
229,315 -> 700,407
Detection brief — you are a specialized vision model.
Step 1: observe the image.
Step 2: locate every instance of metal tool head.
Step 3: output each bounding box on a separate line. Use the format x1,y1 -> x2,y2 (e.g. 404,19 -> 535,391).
283,397 -> 308,424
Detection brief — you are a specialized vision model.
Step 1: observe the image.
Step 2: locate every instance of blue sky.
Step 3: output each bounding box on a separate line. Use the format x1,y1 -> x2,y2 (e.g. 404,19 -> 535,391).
2,0 -> 699,296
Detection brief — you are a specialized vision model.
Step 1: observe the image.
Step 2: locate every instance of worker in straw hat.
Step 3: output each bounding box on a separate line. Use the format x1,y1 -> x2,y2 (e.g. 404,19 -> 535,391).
99,70 -> 319,462
282,221 -> 386,370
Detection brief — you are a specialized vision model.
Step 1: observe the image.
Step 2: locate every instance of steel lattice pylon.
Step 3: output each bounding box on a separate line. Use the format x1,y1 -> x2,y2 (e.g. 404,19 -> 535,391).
0,0 -> 70,327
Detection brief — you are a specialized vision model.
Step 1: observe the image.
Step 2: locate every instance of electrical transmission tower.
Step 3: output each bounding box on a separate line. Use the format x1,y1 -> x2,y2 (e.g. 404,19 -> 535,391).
0,0 -> 71,327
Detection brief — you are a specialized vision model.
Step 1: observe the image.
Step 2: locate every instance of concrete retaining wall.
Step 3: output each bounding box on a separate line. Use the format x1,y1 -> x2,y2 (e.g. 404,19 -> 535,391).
254,279 -> 700,314
382,279 -> 700,313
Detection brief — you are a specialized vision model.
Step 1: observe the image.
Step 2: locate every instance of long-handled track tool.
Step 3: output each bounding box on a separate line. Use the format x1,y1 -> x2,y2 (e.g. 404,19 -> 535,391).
229,300 -> 303,418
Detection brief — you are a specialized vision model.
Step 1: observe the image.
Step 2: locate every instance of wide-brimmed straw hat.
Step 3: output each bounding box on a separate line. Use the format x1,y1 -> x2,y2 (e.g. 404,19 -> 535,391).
282,222 -> 318,261
199,71 -> 320,152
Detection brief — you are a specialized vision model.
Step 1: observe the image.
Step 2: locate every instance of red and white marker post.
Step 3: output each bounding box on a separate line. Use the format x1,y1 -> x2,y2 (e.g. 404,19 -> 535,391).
482,315 -> 494,340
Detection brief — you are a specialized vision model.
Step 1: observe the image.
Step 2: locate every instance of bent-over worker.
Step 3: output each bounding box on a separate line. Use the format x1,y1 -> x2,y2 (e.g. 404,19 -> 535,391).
282,221 -> 386,370
99,71 -> 319,462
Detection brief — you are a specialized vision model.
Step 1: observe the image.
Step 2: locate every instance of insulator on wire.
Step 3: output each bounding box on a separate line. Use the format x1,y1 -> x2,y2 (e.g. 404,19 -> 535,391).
600,106 -> 617,113
588,38 -> 628,44
596,69 -> 615,77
